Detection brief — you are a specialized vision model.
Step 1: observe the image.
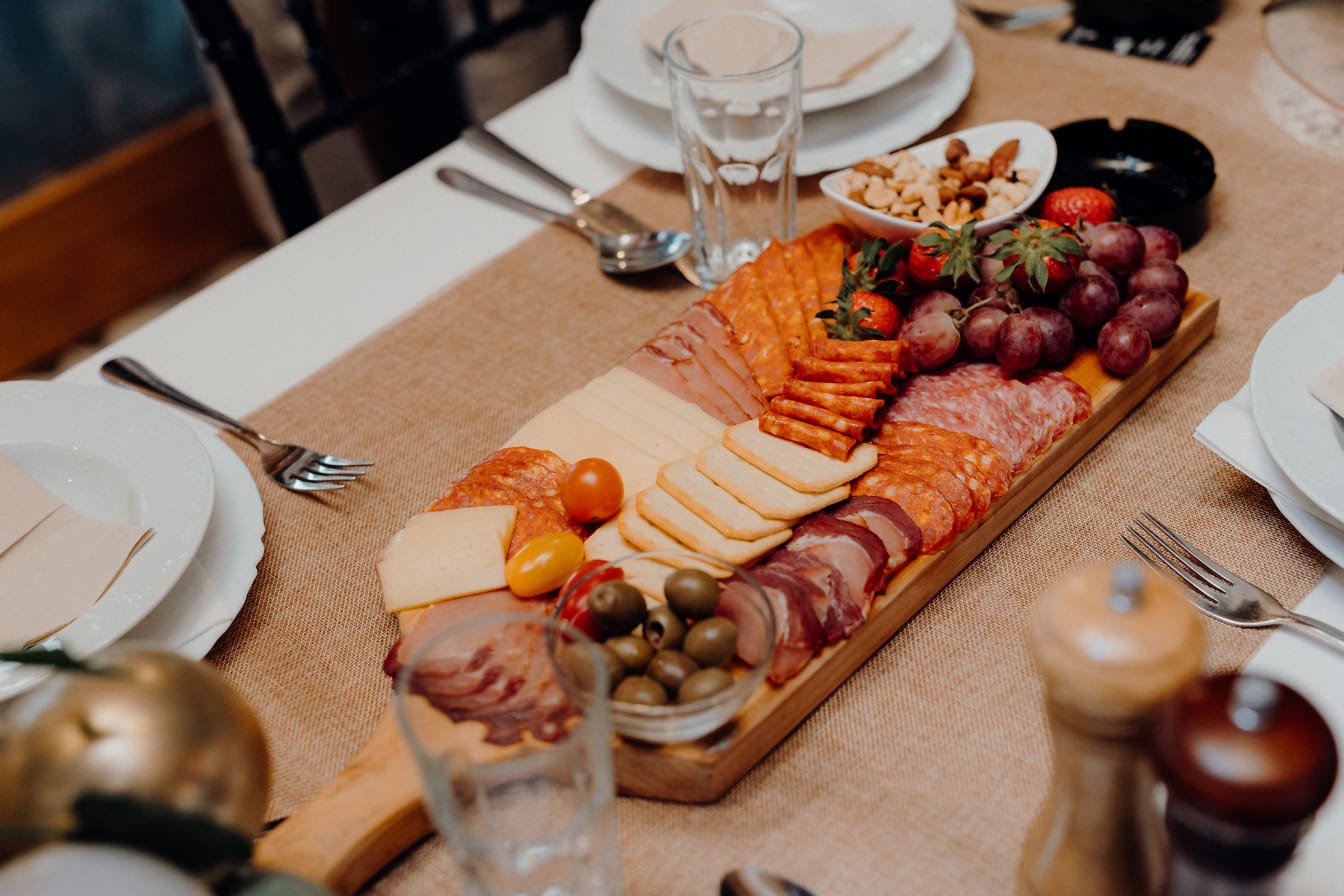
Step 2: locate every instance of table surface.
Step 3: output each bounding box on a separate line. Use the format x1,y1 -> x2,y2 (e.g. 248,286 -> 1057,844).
54,3 -> 1344,892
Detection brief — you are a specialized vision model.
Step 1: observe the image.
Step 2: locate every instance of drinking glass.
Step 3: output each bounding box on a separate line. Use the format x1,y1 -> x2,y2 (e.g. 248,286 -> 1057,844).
394,611 -> 621,896
663,11 -> 803,288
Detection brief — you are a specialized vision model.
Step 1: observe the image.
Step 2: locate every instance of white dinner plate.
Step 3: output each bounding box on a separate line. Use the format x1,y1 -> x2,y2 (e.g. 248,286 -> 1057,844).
571,30 -> 974,176
1274,493 -> 1344,568
1250,277 -> 1344,526
121,424 -> 264,660
0,381 -> 215,699
581,0 -> 957,114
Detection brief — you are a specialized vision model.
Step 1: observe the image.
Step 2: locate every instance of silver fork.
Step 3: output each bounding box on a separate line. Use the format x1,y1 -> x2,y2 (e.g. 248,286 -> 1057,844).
101,357 -> 372,493
1123,512 -> 1344,654
955,0 -> 1072,30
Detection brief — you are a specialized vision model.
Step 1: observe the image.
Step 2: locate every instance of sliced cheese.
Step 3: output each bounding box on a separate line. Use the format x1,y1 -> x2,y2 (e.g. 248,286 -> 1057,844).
378,506 -> 516,612
601,367 -> 726,443
724,420 -> 878,493
696,444 -> 849,519
560,389 -> 688,463
658,458 -> 792,540
616,504 -> 732,577
636,486 -> 791,567
504,402 -> 662,496
582,376 -> 716,454
584,519 -> 676,602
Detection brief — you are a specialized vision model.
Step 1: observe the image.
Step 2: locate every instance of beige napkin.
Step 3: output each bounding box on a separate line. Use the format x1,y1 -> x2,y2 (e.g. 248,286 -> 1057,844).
0,454 -> 152,649
1310,357 -> 1344,418
640,0 -> 911,91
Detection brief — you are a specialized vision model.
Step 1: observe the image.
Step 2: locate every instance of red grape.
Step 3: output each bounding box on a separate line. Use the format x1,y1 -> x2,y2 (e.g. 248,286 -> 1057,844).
968,280 -> 1019,311
962,307 -> 1008,359
1097,317 -> 1152,375
1077,259 -> 1117,290
1019,306 -> 1076,367
1117,291 -> 1183,344
900,313 -> 961,372
978,255 -> 1005,282
1085,221 -> 1146,276
1137,225 -> 1181,263
908,290 -> 962,319
996,314 -> 1043,373
1127,260 -> 1189,301
1058,275 -> 1121,329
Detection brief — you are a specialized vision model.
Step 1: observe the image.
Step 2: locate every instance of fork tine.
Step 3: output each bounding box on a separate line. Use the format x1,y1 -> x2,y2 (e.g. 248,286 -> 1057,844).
318,455 -> 374,468
1126,524 -> 1226,603
310,462 -> 368,477
285,478 -> 346,492
296,468 -> 358,482
1140,513 -> 1235,586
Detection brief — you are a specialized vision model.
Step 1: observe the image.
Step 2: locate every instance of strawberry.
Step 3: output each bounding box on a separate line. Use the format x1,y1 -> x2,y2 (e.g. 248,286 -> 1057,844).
909,222 -> 981,291
818,238 -> 908,340
986,217 -> 1086,296
1040,187 -> 1117,228
841,238 -> 909,297
850,291 -> 901,338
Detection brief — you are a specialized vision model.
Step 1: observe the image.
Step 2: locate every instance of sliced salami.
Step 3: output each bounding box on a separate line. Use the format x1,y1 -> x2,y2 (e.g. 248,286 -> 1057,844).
867,448 -> 977,530
781,380 -> 884,423
872,421 -> 1012,507
753,240 -> 812,365
768,396 -> 867,441
852,460 -> 958,553
707,264 -> 794,397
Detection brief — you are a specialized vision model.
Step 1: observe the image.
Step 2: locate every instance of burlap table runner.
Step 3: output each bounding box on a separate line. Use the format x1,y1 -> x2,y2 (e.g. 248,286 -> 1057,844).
209,4 -> 1344,893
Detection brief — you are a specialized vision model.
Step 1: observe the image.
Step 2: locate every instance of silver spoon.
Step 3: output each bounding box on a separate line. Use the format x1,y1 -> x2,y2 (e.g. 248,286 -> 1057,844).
955,0 -> 1072,30
436,167 -> 691,275
721,868 -> 819,896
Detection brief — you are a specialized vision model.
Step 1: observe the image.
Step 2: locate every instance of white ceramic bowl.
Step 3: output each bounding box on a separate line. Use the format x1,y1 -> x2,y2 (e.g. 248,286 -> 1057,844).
819,119 -> 1058,242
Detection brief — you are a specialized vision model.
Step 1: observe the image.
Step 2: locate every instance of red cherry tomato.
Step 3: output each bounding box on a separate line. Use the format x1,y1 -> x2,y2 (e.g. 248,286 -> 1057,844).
504,531 -> 585,598
559,458 -> 624,523
557,559 -> 624,639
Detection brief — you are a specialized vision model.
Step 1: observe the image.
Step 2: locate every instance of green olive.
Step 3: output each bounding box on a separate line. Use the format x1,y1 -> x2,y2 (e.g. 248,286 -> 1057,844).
677,667 -> 735,704
560,642 -> 625,695
587,580 -> 647,635
612,676 -> 669,707
664,568 -> 722,619
605,635 -> 654,674
683,617 -> 737,668
643,605 -> 687,651
645,650 -> 698,695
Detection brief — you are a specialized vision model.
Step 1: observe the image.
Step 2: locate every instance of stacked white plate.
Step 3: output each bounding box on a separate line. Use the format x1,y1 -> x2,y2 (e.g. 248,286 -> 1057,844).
0,381 -> 264,699
1248,277 -> 1344,565
572,0 -> 972,176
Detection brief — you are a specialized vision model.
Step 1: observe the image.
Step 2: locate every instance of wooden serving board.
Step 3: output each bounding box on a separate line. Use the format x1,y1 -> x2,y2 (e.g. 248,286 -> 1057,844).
255,291 -> 1218,893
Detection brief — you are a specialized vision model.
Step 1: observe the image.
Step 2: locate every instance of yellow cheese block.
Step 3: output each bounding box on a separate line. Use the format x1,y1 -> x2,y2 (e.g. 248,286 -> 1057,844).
377,506 -> 516,612
504,402 -> 662,496
600,367 -> 726,443
696,445 -> 849,519
723,420 -> 878,493
560,388 -> 689,463
657,458 -> 793,540
582,376 -> 716,454
636,486 -> 791,567
616,505 -> 732,577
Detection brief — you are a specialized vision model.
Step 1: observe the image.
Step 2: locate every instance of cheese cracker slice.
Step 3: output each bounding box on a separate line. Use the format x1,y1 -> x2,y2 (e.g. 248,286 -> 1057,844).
724,420 -> 878,492
616,505 -> 732,577
657,458 -> 792,540
696,445 -> 848,519
636,486 -> 791,567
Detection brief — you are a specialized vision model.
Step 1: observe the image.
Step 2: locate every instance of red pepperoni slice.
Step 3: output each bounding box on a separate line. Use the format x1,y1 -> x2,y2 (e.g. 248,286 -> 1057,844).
852,461 -> 957,553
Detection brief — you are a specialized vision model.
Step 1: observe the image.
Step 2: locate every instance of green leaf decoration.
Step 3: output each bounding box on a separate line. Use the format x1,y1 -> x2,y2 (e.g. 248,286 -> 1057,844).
0,647 -> 93,672
68,793 -> 252,877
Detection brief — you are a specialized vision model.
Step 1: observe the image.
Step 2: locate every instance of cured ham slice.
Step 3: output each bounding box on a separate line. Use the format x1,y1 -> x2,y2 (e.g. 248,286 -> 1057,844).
784,515 -> 888,612
765,549 -> 861,642
759,412 -> 856,460
683,301 -> 767,414
719,566 -> 823,685
663,319 -> 763,421
768,397 -> 866,441
626,340 -> 745,424
829,495 -> 923,575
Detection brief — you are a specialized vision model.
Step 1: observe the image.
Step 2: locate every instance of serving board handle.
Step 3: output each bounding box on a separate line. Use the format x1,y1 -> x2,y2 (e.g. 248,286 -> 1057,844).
254,708 -> 430,896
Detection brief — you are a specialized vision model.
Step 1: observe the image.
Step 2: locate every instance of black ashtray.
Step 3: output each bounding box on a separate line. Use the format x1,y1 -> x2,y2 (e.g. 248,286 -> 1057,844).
1048,118 -> 1216,248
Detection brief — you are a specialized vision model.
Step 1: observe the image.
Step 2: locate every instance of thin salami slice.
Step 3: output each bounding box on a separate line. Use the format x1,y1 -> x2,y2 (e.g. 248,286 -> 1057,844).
852,461 -> 957,553
708,264 -> 794,397
796,379 -> 887,399
803,222 -> 852,319
769,396 -> 867,440
759,411 -> 856,460
872,421 -> 1012,503
869,449 -> 976,531
754,240 -> 811,365
783,240 -> 822,324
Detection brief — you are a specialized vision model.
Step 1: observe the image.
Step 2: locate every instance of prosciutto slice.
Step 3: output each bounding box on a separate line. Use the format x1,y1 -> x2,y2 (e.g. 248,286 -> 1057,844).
828,495 -> 922,575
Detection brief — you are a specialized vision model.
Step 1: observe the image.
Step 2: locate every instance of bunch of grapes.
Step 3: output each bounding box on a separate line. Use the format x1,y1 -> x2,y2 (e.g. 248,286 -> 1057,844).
890,219 -> 1187,378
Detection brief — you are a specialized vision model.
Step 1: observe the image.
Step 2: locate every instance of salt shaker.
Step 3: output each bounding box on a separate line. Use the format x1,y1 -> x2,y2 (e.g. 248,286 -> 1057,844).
1152,674 -> 1338,895
1019,561 -> 1204,896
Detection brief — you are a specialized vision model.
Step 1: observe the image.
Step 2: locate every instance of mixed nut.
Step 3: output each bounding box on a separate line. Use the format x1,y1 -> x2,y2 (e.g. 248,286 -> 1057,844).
836,136 -> 1038,226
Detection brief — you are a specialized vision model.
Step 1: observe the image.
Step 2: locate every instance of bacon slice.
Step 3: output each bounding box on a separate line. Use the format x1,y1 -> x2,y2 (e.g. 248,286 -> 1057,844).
759,411 -> 856,460
781,381 -> 884,424
810,339 -> 908,367
829,495 -> 922,575
768,397 -> 866,440
795,356 -> 898,390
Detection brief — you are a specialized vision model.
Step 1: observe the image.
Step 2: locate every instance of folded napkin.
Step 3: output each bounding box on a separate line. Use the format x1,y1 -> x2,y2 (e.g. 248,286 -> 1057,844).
640,0 -> 911,91
0,454 -> 152,649
1311,357 -> 1344,418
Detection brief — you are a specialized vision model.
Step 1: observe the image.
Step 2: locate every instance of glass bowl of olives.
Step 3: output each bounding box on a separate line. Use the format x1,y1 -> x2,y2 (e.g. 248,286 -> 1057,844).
554,550 -> 776,744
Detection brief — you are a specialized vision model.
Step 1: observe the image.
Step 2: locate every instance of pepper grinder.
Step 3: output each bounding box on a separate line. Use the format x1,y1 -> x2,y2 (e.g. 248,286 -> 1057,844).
1019,561 -> 1205,896
1152,674 -> 1338,895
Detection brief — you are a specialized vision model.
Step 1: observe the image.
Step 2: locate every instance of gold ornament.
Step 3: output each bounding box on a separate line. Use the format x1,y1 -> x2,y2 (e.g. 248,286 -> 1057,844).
0,646 -> 270,846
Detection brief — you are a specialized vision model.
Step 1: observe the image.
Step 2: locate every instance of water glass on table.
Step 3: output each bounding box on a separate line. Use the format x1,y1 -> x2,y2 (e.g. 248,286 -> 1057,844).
394,611 -> 621,896
663,11 -> 803,288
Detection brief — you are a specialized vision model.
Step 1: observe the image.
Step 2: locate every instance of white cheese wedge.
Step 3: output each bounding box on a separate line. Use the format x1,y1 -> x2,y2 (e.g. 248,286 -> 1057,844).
616,505 -> 732,577
560,389 -> 688,463
636,486 -> 791,566
657,458 -> 793,540
724,420 -> 878,493
582,376 -> 715,454
378,506 -> 516,612
504,403 -> 662,496
600,367 -> 726,443
696,445 -> 849,519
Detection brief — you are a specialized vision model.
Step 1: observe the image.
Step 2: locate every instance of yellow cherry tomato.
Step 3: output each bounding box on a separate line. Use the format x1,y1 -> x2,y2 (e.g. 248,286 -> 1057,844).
505,532 -> 586,598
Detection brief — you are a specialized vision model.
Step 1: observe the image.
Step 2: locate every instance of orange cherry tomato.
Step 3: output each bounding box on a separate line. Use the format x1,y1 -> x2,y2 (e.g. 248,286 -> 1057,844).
559,458 -> 624,523
505,531 -> 586,598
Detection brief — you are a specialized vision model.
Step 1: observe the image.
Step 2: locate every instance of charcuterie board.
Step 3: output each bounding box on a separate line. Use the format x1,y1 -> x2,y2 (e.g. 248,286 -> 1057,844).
255,288 -> 1217,894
